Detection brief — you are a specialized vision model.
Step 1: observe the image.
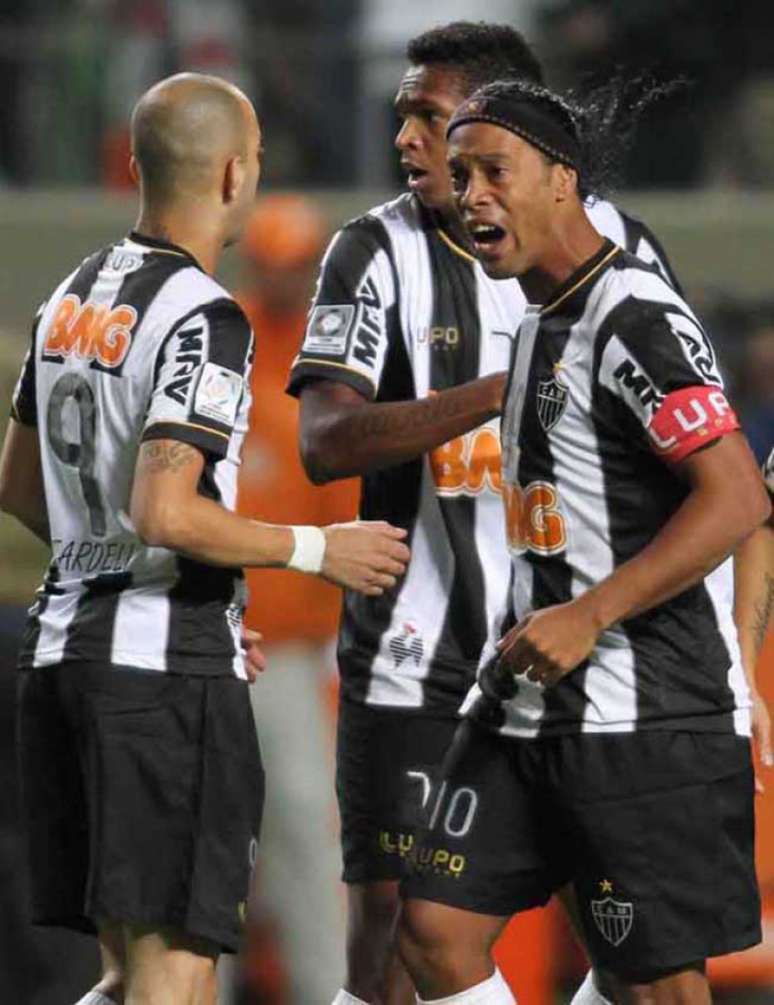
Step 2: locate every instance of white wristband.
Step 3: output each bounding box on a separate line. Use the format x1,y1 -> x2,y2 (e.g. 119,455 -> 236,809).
288,525 -> 326,574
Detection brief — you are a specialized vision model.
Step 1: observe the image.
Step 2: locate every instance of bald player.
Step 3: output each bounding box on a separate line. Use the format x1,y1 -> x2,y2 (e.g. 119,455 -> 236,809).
0,73 -> 408,1005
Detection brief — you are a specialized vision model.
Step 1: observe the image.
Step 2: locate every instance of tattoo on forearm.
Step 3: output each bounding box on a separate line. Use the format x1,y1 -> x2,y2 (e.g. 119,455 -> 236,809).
141,441 -> 198,474
354,391 -> 475,438
752,572 -> 774,656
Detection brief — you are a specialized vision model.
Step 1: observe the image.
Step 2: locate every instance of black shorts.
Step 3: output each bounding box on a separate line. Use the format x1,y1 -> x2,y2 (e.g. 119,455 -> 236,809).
401,729 -> 761,977
17,663 -> 264,953
336,697 -> 460,884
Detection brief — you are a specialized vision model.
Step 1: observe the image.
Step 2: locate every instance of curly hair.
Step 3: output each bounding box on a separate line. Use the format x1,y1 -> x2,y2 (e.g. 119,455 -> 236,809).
406,21 -> 543,94
471,75 -> 686,200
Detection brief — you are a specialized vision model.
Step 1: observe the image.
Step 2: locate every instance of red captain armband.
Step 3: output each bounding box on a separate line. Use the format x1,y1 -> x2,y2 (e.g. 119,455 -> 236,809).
647,385 -> 740,463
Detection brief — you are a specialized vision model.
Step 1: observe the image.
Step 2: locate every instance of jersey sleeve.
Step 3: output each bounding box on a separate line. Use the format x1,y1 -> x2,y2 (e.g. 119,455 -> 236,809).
142,298 -> 253,459
286,219 -> 399,401
10,304 -> 46,426
598,293 -> 739,464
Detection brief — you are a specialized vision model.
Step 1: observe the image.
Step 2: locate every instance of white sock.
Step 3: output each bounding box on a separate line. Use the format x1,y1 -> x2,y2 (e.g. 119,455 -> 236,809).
570,970 -> 613,1005
73,992 -> 117,1005
417,967 -> 515,1004
331,991 -> 370,1005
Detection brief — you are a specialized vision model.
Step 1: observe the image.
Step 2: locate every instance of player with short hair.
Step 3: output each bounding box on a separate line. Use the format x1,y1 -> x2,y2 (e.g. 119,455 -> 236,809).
291,21 -> 680,1005
395,77 -> 770,1005
0,73 -> 408,1005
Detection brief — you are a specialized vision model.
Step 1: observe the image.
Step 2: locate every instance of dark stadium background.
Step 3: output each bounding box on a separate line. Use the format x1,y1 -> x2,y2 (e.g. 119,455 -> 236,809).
0,2 -> 772,1002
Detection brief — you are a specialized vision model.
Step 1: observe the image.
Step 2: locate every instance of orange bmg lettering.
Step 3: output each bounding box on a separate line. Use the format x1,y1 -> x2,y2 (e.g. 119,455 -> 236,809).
44,295 -> 137,368
430,427 -> 501,497
504,480 -> 567,556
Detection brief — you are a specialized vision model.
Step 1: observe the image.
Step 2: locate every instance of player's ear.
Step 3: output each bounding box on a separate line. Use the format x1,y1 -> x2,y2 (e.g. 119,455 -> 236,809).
223,155 -> 246,206
128,156 -> 140,187
552,163 -> 577,203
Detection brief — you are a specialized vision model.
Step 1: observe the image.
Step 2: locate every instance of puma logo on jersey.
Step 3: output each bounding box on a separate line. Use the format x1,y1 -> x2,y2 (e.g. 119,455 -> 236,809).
44,295 -> 137,368
430,426 -> 501,497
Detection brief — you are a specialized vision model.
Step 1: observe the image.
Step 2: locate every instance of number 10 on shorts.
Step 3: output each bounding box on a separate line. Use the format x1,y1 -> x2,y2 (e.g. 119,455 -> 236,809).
407,770 -> 479,839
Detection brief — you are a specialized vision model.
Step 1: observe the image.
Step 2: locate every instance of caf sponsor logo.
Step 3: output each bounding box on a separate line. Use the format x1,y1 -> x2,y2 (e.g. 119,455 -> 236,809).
591,881 -> 633,947
388,622 -> 424,670
536,371 -> 568,432
305,304 -> 355,356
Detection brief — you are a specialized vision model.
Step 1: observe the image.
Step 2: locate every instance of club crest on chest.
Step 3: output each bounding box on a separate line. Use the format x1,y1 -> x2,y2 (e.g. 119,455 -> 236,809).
536,371 -> 569,432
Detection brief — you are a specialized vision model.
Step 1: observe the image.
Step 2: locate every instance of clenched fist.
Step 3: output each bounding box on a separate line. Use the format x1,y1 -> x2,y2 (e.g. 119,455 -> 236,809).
497,597 -> 604,687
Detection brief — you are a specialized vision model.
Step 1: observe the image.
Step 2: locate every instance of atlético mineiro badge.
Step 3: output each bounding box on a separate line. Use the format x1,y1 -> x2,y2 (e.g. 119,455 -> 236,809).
536,373 -> 568,432
591,896 -> 634,947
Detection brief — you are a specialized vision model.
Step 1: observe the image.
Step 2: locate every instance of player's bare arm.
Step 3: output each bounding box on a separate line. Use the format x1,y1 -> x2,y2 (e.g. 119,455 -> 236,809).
499,433 -> 771,685
0,417 -> 50,544
734,494 -> 774,784
299,373 -> 506,483
131,437 -> 409,595
735,504 -> 774,669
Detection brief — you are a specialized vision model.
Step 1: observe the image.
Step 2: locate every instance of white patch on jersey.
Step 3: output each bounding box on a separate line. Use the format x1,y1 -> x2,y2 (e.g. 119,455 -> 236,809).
112,587 -> 171,670
305,304 -> 355,356
193,362 -> 243,425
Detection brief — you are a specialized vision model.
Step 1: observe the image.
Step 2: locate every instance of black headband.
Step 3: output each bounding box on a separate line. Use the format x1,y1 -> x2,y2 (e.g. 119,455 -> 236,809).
446,94 -> 581,170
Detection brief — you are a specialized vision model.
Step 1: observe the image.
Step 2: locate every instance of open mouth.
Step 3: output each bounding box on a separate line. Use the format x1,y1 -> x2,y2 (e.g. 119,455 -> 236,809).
404,165 -> 429,186
469,223 -> 507,253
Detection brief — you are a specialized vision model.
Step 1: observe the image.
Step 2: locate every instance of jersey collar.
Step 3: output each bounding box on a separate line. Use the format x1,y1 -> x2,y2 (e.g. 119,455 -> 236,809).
541,239 -> 620,318
128,230 -> 205,271
416,198 -> 477,264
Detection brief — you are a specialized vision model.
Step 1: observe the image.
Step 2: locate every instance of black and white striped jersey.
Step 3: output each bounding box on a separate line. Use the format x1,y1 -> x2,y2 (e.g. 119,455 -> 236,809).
287,193 -> 677,713
11,232 -> 254,677
462,240 -> 748,737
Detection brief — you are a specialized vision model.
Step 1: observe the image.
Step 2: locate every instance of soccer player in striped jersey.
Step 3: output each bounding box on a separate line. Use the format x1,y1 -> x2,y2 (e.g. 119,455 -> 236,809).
0,74 -> 408,1005
735,446 -> 774,789
396,79 -> 771,1005
289,21 -> 680,1005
